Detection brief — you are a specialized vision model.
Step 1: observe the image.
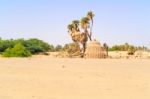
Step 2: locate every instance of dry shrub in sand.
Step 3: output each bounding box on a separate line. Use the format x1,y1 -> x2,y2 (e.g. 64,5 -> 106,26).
63,42 -> 81,57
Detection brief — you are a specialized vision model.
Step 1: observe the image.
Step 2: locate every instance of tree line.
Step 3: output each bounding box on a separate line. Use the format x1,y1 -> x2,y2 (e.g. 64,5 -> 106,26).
108,43 -> 149,51
0,38 -> 55,57
0,38 -> 149,57
107,43 -> 150,55
0,38 -> 81,57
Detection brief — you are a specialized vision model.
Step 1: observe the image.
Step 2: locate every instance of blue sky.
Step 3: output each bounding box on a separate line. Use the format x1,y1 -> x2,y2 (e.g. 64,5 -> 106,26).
0,0 -> 150,47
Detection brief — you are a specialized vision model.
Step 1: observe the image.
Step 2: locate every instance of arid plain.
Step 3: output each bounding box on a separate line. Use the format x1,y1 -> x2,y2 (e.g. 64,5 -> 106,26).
0,56 -> 150,99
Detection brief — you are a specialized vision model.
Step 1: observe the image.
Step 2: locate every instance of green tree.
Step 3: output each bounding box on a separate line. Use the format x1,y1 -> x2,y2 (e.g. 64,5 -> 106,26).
0,40 -> 12,52
0,38 -> 53,55
24,38 -> 51,54
3,43 -> 31,57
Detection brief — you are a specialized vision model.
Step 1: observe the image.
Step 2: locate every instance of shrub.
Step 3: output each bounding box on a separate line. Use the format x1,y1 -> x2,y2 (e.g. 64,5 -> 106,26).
127,47 -> 136,55
63,43 -> 81,57
3,43 -> 31,57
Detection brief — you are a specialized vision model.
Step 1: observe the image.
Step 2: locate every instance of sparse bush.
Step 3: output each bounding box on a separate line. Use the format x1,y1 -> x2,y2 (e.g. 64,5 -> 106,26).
63,43 -> 81,57
127,47 -> 136,55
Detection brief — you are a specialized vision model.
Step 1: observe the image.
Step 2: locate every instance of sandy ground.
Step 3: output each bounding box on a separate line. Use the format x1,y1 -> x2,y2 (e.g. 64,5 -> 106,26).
0,57 -> 150,99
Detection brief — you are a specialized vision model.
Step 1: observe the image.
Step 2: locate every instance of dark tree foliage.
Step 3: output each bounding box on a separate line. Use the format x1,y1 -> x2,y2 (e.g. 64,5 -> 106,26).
0,38 -> 53,55
24,38 -> 51,54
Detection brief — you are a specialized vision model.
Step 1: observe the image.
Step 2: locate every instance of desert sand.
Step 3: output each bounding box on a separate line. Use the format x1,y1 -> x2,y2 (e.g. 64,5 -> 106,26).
0,56 -> 150,99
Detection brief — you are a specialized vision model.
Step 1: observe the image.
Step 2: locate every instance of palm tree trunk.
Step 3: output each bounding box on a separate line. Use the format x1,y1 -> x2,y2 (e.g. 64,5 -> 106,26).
85,29 -> 91,41
83,43 -> 86,53
90,19 -> 93,40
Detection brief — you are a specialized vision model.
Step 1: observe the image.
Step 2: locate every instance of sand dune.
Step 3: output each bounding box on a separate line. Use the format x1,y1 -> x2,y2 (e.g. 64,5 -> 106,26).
0,57 -> 150,99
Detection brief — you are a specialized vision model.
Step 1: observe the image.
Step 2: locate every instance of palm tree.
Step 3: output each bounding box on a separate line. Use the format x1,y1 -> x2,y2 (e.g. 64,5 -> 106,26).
72,20 -> 80,31
80,17 -> 91,41
67,24 -> 78,42
67,11 -> 95,55
87,11 -> 95,39
79,17 -> 92,53
67,24 -> 74,33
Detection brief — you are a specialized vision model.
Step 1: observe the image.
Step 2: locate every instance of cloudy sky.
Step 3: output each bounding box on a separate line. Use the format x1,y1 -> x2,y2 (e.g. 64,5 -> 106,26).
0,0 -> 150,47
